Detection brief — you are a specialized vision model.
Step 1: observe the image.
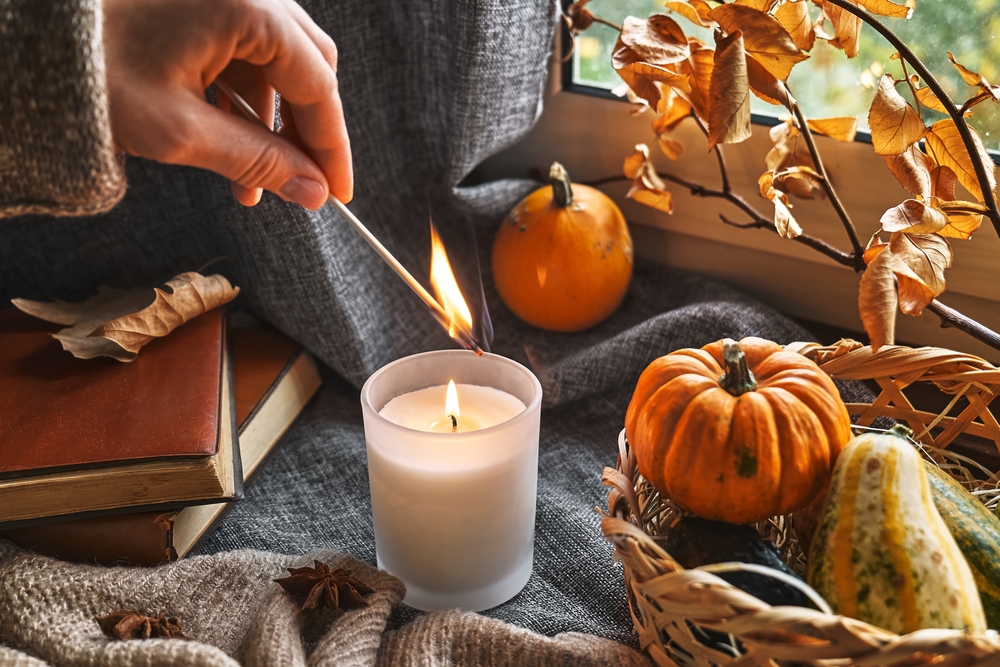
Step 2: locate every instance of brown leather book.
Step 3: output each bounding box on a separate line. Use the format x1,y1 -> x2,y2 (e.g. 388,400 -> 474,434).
1,327 -> 322,564
0,307 -> 240,524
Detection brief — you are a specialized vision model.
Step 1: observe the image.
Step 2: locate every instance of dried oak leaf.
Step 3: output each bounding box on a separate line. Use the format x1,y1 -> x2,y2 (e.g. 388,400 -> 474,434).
806,116 -> 857,142
652,86 -> 693,134
925,119 -> 997,203
931,165 -> 958,201
275,561 -> 374,611
96,611 -> 189,641
623,144 -> 674,213
12,272 -> 239,362
868,74 -> 925,156
766,120 -> 822,199
708,4 -> 808,80
937,200 -> 989,239
665,0 -> 715,27
746,54 -> 794,110
858,244 -> 898,350
707,30 -> 752,149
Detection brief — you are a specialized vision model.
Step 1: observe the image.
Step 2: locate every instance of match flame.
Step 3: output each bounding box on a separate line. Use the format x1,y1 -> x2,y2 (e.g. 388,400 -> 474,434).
445,379 -> 460,420
430,224 -> 473,339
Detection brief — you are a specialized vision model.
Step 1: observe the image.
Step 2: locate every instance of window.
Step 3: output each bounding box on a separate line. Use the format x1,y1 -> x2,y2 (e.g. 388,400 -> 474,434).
570,0 -> 1000,151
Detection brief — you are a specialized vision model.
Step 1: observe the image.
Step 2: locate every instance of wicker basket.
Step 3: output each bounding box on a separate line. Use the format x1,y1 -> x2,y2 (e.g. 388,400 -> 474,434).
601,339 -> 1000,667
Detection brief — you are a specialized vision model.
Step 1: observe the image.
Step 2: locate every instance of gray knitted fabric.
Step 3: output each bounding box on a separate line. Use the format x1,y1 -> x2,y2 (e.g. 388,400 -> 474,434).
0,0 -> 874,664
0,0 -> 125,217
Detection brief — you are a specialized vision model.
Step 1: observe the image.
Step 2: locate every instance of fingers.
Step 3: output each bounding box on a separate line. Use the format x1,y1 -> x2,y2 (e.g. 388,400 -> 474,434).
233,2 -> 354,203
217,62 -> 277,206
163,93 -> 330,209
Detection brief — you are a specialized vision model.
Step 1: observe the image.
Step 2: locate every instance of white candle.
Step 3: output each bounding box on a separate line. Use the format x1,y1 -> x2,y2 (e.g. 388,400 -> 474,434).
361,350 -> 542,612
379,381 -> 525,433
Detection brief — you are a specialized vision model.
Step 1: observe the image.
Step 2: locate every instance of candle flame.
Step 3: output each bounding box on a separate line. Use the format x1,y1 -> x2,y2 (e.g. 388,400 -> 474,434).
430,223 -> 473,340
445,379 -> 460,419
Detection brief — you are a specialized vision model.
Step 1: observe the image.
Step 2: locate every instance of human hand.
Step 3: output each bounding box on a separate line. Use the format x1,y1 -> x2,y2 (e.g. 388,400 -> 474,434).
102,0 -> 352,210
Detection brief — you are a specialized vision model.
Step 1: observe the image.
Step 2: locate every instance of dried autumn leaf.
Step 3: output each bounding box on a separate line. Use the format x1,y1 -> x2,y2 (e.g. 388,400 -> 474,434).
707,31 -> 752,149
620,15 -> 691,66
775,0 -> 816,52
709,4 -> 808,80
652,87 -> 693,134
734,0 -> 779,11
758,171 -> 803,238
669,37 -> 714,119
936,200 -> 989,239
613,40 -> 693,107
856,0 -> 912,18
930,165 -> 958,201
665,0 -> 715,27
858,246 -> 898,349
889,232 -> 952,316
882,145 -> 934,198
806,117 -> 857,142
947,52 -> 1000,101
868,74 -> 926,155
565,0 -> 595,32
659,135 -> 685,160
12,272 -> 239,362
746,55 -> 794,109
624,144 -> 674,213
822,0 -> 861,58
913,85 -> 952,115
879,199 -> 948,234
863,232 -> 889,265
766,121 -> 822,198
925,118 -> 997,203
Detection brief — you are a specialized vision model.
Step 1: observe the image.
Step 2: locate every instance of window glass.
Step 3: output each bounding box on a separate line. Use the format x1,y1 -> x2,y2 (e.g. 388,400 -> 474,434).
572,0 -> 1000,150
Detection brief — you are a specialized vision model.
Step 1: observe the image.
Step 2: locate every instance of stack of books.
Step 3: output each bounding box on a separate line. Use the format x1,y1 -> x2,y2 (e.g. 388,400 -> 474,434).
0,307 -> 321,565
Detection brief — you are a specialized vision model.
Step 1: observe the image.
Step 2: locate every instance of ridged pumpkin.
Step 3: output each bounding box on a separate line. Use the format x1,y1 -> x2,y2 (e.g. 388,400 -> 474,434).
492,162 -> 633,333
625,337 -> 851,524
808,428 -> 986,634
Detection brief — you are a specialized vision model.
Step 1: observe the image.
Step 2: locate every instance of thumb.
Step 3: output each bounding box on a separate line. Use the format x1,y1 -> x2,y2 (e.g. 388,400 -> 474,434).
167,101 -> 330,210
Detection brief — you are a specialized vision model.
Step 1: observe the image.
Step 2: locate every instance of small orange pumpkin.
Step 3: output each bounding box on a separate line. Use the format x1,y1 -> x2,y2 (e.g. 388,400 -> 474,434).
624,337 -> 851,524
492,162 -> 633,333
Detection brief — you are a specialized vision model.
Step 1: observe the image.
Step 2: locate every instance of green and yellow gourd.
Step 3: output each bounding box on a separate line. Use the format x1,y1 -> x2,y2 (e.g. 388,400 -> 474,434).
925,462 -> 1000,629
808,428 -> 985,634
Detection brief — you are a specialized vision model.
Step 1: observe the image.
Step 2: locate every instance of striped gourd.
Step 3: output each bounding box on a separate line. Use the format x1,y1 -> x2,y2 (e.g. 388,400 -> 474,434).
807,429 -> 986,634
925,462 -> 1000,630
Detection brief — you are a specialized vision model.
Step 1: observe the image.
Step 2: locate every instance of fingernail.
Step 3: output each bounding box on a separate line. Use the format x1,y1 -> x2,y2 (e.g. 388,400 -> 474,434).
279,176 -> 326,208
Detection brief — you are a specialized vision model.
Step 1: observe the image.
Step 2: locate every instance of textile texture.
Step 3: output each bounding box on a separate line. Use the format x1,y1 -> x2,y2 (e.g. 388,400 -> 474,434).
0,0 -> 873,663
0,0 -> 125,217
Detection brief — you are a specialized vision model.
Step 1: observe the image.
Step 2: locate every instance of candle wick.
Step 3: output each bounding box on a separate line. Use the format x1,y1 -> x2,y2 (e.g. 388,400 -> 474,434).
449,414 -> 458,432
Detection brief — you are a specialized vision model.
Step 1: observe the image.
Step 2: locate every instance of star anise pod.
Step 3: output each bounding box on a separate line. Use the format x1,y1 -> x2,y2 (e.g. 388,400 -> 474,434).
96,610 -> 189,640
274,561 -> 374,611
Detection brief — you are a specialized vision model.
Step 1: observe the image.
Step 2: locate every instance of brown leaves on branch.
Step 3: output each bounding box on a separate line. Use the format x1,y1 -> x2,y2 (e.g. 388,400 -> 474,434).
624,144 -> 674,213
817,0 -> 861,58
707,31 -> 752,149
856,0 -> 913,19
806,117 -> 858,142
12,272 -> 239,362
947,52 -> 1000,103
708,4 -> 808,80
925,119 -> 998,203
775,1 -> 815,52
868,74 -> 926,155
665,0 -> 714,27
859,232 -> 952,349
620,15 -> 690,65
759,171 -> 803,238
766,120 -> 823,199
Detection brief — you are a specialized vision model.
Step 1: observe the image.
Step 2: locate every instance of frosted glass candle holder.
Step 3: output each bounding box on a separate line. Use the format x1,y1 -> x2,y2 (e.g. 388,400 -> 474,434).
360,350 -> 542,612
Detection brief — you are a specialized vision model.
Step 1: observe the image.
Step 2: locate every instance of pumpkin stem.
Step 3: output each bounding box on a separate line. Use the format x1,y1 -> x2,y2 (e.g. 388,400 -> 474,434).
549,162 -> 574,208
719,338 -> 757,396
888,423 -> 915,440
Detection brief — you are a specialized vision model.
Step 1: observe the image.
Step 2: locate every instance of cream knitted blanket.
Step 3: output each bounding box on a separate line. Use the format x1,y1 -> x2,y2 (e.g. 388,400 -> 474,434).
0,541 -> 649,666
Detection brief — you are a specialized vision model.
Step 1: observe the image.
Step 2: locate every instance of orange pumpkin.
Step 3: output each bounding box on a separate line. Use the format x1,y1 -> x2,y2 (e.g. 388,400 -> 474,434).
624,337 -> 851,524
492,162 -> 633,332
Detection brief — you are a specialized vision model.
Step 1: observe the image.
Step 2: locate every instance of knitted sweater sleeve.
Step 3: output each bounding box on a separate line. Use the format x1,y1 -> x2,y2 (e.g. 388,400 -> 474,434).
0,0 -> 125,218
